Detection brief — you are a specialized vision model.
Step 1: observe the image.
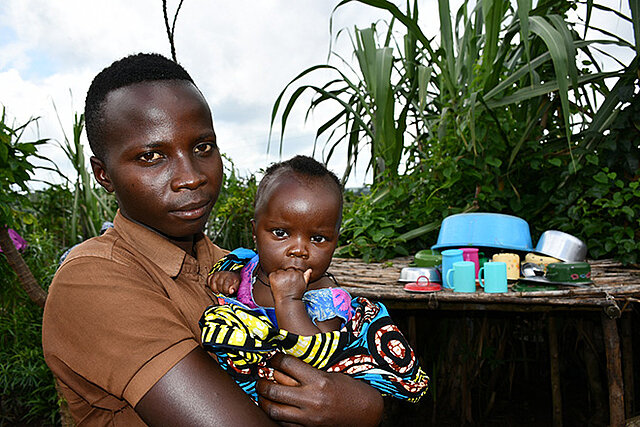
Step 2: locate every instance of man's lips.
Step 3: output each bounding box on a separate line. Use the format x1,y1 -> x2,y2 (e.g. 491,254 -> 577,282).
170,200 -> 211,220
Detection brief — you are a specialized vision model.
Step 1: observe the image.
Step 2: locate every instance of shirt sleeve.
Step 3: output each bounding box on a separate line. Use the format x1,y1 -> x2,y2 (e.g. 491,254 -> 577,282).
43,255 -> 199,408
301,287 -> 354,327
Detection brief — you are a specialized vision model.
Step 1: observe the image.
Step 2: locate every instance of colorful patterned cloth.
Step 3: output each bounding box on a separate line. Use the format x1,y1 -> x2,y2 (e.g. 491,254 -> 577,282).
200,296 -> 429,402
202,249 -> 429,402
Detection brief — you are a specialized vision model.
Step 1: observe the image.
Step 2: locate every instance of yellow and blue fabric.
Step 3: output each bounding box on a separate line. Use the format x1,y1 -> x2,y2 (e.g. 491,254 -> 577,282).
201,249 -> 429,402
200,296 -> 428,402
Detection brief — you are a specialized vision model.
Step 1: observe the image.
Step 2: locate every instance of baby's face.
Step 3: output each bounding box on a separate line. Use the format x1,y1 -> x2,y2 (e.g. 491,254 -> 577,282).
252,175 -> 341,283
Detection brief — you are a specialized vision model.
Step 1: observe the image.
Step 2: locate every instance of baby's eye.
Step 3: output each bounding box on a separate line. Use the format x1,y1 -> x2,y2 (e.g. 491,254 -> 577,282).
311,235 -> 327,243
272,229 -> 288,238
139,152 -> 162,163
195,142 -> 214,155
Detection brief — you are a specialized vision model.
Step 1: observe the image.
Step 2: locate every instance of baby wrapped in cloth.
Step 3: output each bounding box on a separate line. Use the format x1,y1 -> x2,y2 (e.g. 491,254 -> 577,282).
199,249 -> 429,402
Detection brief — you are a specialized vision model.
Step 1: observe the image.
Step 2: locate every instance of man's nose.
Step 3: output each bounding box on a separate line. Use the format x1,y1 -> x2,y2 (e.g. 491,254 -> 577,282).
171,155 -> 207,191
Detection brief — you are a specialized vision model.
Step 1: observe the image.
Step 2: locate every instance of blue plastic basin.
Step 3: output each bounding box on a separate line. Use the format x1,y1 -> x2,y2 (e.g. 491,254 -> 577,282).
431,213 -> 533,252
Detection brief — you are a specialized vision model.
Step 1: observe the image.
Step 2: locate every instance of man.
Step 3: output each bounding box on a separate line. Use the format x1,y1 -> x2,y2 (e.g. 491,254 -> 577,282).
42,53 -> 383,426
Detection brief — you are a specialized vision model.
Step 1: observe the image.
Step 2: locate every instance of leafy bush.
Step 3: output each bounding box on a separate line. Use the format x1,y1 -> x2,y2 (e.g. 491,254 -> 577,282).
563,169 -> 640,263
541,93 -> 640,263
1,225 -> 60,425
206,155 -> 258,250
338,170 -> 451,261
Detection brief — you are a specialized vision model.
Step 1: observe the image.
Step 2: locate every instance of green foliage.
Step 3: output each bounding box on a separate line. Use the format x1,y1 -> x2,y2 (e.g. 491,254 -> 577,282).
270,18 -> 426,183
338,170 -> 451,261
540,94 -> 640,264
206,155 -> 257,250
0,108 -> 47,228
1,219 -> 62,425
565,170 -> 640,263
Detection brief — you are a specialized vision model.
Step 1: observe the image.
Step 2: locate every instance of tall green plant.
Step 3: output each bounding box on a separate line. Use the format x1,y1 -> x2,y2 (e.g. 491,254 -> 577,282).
270,19 -> 426,182
53,109 -> 115,244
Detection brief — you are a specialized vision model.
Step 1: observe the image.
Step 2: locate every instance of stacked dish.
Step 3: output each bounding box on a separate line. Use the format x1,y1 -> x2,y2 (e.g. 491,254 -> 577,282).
432,213 -> 534,252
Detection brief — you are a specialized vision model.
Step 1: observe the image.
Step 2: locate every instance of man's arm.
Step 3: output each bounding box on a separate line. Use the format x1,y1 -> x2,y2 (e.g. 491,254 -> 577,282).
137,348 -> 384,427
136,347 -> 276,426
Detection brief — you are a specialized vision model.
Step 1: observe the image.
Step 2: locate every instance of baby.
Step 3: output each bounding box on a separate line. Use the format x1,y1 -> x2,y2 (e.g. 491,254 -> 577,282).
208,155 -> 351,335
200,155 -> 428,402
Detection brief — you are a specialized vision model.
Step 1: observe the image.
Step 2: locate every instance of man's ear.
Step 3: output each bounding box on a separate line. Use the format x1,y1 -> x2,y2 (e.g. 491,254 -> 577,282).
90,156 -> 115,193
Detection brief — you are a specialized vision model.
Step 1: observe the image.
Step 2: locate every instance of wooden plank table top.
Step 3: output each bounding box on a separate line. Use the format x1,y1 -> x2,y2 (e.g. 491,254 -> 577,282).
328,258 -> 640,310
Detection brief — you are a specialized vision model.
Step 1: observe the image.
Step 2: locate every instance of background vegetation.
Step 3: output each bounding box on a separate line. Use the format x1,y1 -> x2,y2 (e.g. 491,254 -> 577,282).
273,0 -> 640,262
1,0 -> 638,424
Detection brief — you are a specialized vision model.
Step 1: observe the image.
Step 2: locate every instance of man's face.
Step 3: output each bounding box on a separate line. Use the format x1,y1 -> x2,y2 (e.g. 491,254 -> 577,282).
252,174 -> 341,283
92,80 -> 223,246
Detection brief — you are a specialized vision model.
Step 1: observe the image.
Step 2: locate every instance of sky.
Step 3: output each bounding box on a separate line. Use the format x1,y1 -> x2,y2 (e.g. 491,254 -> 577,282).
0,0 -> 393,189
0,0 -> 635,190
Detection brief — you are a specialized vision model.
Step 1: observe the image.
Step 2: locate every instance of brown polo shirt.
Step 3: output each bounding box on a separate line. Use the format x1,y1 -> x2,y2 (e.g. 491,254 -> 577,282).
42,211 -> 226,425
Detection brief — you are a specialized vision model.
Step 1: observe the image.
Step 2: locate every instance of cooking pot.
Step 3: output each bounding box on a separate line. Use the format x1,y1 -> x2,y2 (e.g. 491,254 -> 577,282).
534,230 -> 587,262
399,267 -> 442,284
432,213 -> 534,252
411,250 -> 442,268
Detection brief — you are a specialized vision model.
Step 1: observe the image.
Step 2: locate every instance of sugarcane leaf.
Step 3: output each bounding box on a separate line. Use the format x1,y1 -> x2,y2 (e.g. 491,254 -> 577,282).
529,15 -> 571,144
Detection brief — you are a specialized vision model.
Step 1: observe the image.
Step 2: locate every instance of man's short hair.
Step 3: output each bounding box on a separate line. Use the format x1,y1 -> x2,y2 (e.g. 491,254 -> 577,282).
84,53 -> 195,161
255,155 -> 343,213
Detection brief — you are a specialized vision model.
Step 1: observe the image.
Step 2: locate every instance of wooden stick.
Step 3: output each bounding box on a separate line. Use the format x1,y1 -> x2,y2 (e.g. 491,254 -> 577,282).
548,316 -> 563,427
601,313 -> 625,427
622,313 -> 634,417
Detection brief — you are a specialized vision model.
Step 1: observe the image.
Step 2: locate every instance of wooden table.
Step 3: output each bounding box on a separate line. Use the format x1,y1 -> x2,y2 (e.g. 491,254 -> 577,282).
329,258 -> 640,427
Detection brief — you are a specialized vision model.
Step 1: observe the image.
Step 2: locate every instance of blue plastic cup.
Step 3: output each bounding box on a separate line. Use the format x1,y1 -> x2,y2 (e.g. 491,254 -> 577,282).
479,261 -> 508,293
447,261 -> 476,293
441,249 -> 463,289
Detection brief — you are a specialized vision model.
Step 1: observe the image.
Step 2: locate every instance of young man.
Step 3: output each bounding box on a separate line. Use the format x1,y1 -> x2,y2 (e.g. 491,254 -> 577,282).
41,53 -> 383,426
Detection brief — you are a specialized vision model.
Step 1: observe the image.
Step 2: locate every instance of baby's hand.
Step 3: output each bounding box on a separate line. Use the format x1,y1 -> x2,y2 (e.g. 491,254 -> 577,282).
208,271 -> 241,295
268,268 -> 312,301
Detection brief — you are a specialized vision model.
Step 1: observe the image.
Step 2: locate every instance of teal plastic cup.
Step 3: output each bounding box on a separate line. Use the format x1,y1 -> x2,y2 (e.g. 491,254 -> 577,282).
441,249 -> 464,289
447,261 -> 476,293
479,261 -> 508,293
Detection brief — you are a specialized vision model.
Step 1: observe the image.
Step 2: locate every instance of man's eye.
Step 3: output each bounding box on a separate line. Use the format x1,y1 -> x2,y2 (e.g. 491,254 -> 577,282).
272,229 -> 288,238
311,235 -> 327,243
195,143 -> 214,155
140,152 -> 162,162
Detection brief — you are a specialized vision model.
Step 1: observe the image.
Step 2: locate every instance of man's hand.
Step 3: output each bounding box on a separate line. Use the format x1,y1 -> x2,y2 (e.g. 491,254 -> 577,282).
208,271 -> 241,295
256,353 -> 384,426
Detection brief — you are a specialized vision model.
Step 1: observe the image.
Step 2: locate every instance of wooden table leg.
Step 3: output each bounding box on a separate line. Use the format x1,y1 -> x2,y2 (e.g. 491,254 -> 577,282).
407,314 -> 417,351
548,316 -> 563,427
602,312 -> 625,427
622,313 -> 634,418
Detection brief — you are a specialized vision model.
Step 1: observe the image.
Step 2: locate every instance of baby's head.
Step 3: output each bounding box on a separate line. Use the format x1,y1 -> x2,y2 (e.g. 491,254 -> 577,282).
252,156 -> 343,282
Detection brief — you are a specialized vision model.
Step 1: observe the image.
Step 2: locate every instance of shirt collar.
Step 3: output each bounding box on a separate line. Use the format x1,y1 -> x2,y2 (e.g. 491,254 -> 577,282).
113,210 -> 196,278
